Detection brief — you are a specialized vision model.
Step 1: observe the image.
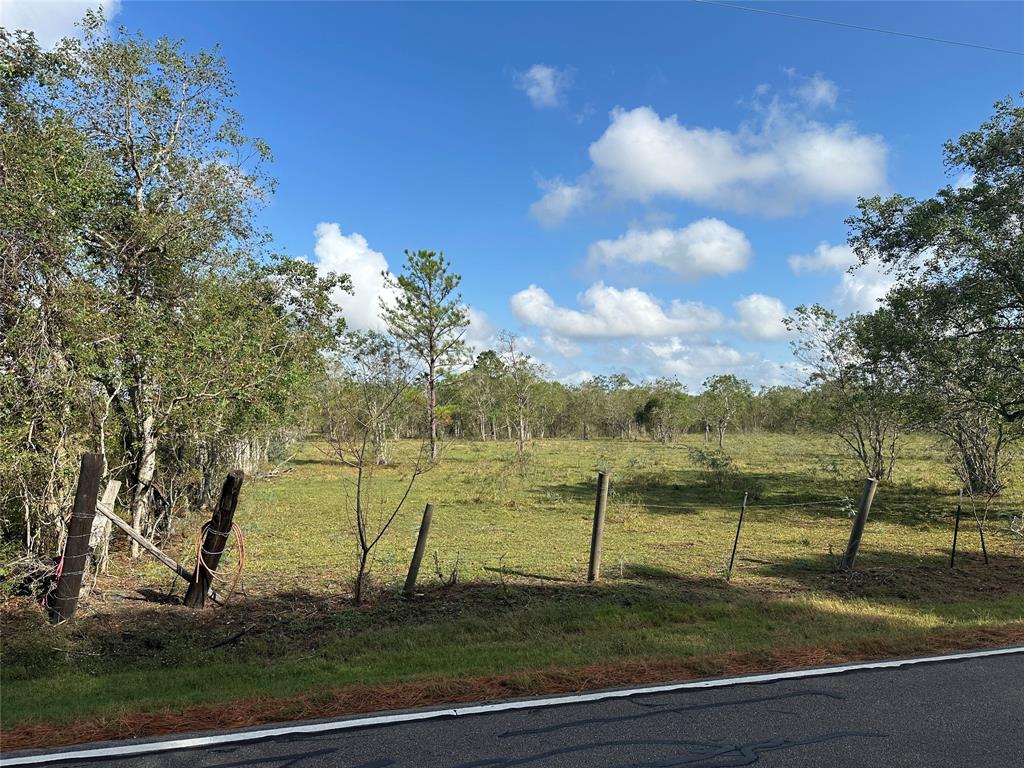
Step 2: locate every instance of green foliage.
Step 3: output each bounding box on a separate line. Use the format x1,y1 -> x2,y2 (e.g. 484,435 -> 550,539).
846,93 -> 1024,490
381,250 -> 469,461
687,446 -> 736,489
1,18 -> 347,554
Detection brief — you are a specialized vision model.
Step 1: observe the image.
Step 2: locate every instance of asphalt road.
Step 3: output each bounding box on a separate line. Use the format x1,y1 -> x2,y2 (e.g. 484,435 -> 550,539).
9,651 -> 1023,768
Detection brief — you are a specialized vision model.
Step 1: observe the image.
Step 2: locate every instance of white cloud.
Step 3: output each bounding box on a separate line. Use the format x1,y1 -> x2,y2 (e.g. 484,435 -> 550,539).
510,282 -> 723,340
788,241 -> 856,274
541,333 -> 581,358
464,306 -> 497,353
1,1 -> 121,48
587,218 -> 751,279
612,337 -> 801,390
311,223 -> 395,332
795,74 -> 838,109
733,294 -> 790,341
531,81 -> 887,222
515,64 -> 572,109
788,240 -> 894,315
831,263 -> 895,314
529,178 -> 590,228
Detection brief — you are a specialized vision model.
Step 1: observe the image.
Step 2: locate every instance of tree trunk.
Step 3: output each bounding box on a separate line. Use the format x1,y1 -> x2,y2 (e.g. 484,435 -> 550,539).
428,357 -> 438,462
129,414 -> 157,558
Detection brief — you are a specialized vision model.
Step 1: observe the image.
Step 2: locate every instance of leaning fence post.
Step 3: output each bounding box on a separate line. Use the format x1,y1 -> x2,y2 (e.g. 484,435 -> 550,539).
726,492 -> 749,582
840,477 -> 879,571
950,488 -> 963,568
48,453 -> 103,624
403,503 -> 433,596
184,470 -> 244,608
588,471 -> 610,582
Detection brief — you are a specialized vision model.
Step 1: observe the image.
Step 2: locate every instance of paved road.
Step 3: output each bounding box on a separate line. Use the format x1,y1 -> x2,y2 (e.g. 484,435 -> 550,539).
9,652 -> 1023,767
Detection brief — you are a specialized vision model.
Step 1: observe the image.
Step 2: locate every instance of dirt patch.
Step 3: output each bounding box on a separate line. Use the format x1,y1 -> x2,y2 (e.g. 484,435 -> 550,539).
4,623 -> 1022,753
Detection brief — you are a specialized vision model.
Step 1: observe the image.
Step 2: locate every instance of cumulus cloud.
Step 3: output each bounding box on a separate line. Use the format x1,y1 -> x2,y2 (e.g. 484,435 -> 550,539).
464,306 -> 497,353
515,64 -> 572,109
733,294 -> 790,341
788,241 -> 856,274
787,240 -> 894,314
612,337 -> 801,389
510,283 -> 723,340
311,223 -> 395,332
587,218 -> 751,279
530,79 -> 887,222
1,1 -> 121,48
529,178 -> 591,228
795,73 -> 838,109
831,263 -> 895,315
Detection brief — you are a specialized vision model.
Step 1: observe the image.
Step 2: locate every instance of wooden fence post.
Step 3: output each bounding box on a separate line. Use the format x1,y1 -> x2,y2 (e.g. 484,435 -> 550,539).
184,470 -> 244,608
588,471 -> 609,582
949,489 -> 963,568
48,453 -> 102,624
403,503 -> 433,597
726,492 -> 749,582
841,477 -> 879,571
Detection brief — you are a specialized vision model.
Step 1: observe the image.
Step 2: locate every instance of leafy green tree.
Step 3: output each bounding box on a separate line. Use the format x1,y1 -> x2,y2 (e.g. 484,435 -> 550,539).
497,331 -> 542,456
847,94 -> 1023,493
637,379 -> 691,443
701,374 -> 753,448
461,350 -> 505,440
381,250 -> 469,462
786,305 -> 905,480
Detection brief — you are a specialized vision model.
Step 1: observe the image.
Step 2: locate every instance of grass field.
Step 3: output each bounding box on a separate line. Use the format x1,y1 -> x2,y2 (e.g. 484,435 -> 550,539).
3,433 -> 1023,747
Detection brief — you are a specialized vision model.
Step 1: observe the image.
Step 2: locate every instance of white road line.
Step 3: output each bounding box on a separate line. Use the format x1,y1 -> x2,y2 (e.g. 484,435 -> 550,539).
3,645 -> 1021,766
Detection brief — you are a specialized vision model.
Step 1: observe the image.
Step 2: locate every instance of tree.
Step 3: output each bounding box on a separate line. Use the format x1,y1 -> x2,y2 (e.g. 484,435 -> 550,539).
847,94 -> 1023,494
847,94 -> 1023,426
320,332 -> 427,604
462,350 -> 504,440
786,305 -> 905,480
381,250 -> 469,462
636,379 -> 691,443
497,332 -> 541,457
701,375 -> 753,448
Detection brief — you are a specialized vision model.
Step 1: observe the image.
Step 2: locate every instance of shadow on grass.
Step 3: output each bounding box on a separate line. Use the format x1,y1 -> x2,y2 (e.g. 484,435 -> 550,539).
753,549 -> 1024,602
4,554 -> 1023,735
537,469 -> 966,528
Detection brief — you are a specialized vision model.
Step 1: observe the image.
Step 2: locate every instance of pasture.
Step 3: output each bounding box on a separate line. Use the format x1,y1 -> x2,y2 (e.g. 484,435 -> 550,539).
3,434 -> 1023,745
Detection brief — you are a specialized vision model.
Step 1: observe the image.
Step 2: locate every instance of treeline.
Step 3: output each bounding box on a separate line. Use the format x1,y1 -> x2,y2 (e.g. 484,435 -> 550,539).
325,366 -> 813,445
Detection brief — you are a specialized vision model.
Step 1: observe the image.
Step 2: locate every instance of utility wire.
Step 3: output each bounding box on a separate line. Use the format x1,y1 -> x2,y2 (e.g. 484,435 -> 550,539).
693,0 -> 1024,57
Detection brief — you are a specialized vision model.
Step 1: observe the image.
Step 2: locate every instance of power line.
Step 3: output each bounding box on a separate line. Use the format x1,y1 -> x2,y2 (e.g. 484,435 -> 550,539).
693,0 -> 1024,57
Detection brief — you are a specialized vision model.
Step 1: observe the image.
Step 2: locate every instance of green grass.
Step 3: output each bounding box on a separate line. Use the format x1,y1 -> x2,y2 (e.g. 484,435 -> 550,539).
3,433 -> 1023,732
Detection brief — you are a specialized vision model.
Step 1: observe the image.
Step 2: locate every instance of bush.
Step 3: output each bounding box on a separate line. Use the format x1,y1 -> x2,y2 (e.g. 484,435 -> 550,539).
688,447 -> 736,489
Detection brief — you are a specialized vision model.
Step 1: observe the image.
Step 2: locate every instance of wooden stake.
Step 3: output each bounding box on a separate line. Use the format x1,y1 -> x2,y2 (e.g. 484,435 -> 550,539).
184,471 -> 244,608
48,453 -> 102,624
841,477 -> 879,571
403,503 -> 433,596
588,471 -> 609,582
726,492 -> 749,582
950,488 -> 963,568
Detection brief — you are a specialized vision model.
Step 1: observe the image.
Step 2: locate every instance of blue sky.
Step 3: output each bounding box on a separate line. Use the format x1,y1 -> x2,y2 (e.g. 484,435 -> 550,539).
6,1 -> 1023,388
